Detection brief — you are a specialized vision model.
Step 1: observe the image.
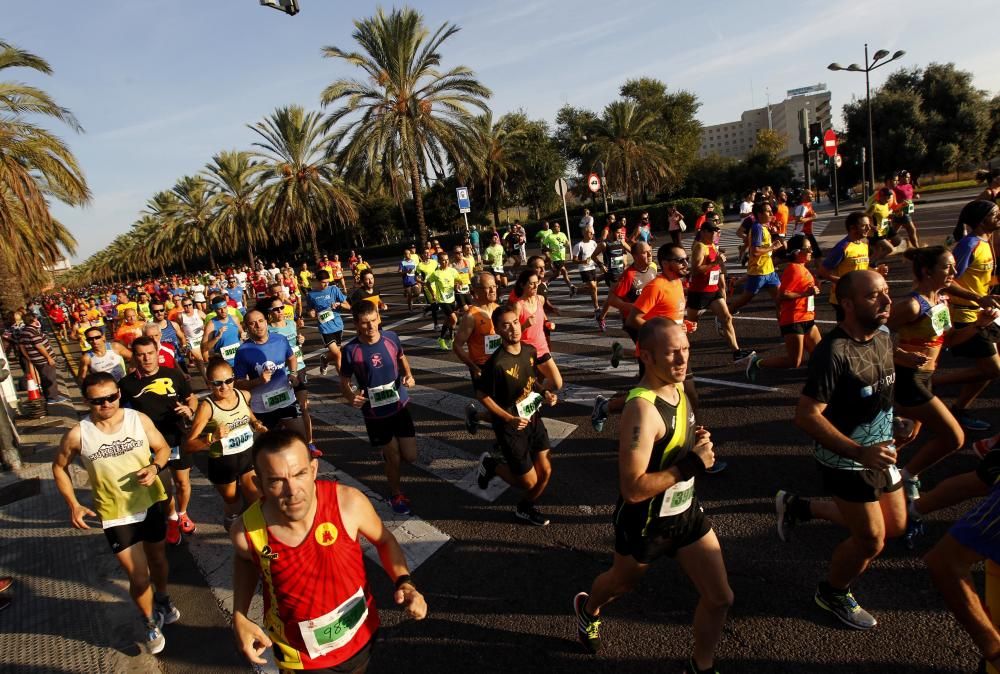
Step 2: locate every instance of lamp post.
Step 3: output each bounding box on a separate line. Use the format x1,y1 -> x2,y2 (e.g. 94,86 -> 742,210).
828,45 -> 906,198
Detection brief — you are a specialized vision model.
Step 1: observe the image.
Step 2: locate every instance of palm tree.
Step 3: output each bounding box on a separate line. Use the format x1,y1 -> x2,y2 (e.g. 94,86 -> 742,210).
321,6 -> 491,245
582,100 -> 673,207
0,40 -> 89,305
250,105 -> 357,259
204,150 -> 268,269
168,175 -> 219,271
465,112 -> 525,227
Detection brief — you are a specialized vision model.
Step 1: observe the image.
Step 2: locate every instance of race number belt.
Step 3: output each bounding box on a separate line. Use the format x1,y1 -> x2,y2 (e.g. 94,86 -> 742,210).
368,381 -> 400,408
263,386 -> 293,411
515,391 -> 542,419
658,477 -> 695,517
297,586 -> 368,660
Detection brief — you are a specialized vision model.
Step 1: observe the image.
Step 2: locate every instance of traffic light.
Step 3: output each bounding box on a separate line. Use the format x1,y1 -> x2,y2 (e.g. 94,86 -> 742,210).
809,122 -> 822,149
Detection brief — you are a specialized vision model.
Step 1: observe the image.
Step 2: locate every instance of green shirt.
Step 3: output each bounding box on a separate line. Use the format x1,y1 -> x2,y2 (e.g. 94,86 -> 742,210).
427,267 -> 459,303
484,244 -> 506,272
547,232 -> 569,262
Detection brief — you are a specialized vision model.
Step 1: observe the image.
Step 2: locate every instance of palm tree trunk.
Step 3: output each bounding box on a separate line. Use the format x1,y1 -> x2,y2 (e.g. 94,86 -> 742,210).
309,221 -> 321,259
208,250 -> 217,271
409,157 -> 428,245
180,258 -> 188,274
491,198 -> 501,230
247,244 -> 256,270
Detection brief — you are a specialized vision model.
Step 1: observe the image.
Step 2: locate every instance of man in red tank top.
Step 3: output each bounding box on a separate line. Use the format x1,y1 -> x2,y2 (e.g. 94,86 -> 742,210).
231,431 -> 427,671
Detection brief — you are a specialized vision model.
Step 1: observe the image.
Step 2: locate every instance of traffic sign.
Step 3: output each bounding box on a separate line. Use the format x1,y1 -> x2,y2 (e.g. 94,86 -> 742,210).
456,187 -> 471,214
823,129 -> 838,157
834,153 -> 842,168
587,173 -> 601,193
554,178 -> 569,197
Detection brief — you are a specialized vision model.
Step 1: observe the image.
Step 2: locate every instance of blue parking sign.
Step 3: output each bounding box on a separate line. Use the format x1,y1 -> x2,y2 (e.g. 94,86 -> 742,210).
456,187 -> 471,214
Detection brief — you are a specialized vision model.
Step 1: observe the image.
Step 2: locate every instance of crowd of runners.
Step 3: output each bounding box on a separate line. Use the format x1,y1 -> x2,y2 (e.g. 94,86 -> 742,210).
6,173 -> 1000,672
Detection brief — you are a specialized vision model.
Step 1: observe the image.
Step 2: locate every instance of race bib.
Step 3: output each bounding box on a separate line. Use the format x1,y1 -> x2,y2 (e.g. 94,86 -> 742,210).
484,334 -> 501,355
297,587 -> 368,660
292,345 -> 305,370
807,295 -> 815,313
905,202 -> 915,215
658,477 -> 695,517
515,391 -> 543,419
263,386 -> 293,411
610,253 -> 625,274
708,269 -> 721,286
930,302 -> 951,336
189,336 -> 202,350
318,309 -> 335,324
440,288 -> 455,303
456,282 -> 470,294
878,219 -> 891,237
491,263 -> 504,273
222,425 -> 254,456
368,381 -> 400,408
220,342 -> 239,362
168,445 -> 180,462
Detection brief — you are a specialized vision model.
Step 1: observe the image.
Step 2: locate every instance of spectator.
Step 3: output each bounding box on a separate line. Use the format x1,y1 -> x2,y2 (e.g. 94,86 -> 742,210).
17,313 -> 70,404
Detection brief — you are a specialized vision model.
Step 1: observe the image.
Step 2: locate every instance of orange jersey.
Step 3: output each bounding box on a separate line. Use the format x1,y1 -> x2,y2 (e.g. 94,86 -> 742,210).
778,263 -> 816,326
632,276 -> 685,324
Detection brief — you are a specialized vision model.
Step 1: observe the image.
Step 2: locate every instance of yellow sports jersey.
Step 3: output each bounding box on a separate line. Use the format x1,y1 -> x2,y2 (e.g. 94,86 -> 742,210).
822,237 -> 870,303
951,235 -> 995,324
868,201 -> 893,237
115,301 -> 138,318
747,221 -> 775,276
78,409 -> 167,528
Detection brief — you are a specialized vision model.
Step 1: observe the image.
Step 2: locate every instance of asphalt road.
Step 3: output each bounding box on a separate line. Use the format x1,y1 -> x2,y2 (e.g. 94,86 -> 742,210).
89,196 -> 995,674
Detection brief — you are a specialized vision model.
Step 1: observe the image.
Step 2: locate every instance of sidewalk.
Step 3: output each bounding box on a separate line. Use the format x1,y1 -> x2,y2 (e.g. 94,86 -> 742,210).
0,339 -> 163,673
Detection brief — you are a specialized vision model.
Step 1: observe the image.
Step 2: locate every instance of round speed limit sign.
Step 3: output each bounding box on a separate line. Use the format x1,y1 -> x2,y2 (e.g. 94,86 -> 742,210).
587,173 -> 601,193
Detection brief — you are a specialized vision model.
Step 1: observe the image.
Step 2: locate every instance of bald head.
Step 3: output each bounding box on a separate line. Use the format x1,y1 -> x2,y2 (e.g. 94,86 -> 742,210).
835,269 -> 882,305
632,241 -> 650,256
637,317 -> 684,354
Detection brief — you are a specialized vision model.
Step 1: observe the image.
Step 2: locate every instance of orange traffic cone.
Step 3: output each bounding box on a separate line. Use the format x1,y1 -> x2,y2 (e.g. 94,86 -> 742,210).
26,368 -> 42,402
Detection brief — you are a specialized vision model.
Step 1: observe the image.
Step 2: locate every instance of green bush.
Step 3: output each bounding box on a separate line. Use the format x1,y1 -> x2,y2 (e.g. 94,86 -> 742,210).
524,198 -> 721,240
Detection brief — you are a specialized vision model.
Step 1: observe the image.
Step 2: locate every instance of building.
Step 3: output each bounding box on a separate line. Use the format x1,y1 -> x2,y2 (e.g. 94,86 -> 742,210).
698,84 -> 833,178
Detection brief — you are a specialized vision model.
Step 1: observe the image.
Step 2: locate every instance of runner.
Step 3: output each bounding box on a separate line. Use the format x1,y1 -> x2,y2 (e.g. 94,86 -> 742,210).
330,254 -> 348,293
544,222 -> 573,293
454,270 -> 501,430
304,270 -> 350,378
866,186 -> 902,261
574,319 -> 731,674
686,222 -> 755,363
415,246 -> 440,327
399,246 -> 420,312
933,200 -> 1000,431
452,244 -> 475,313
349,268 -> 388,314
818,212 -> 886,321
177,298 -> 208,382
745,235 -> 823,381
475,304 -> 558,526
792,189 -> 822,257
773,190 -> 790,238
727,201 -> 785,314
892,170 -> 920,248
482,232 -> 508,289
353,255 -> 371,288
775,269 -> 905,630
119,336 -> 199,545
184,357 -> 267,529
149,299 -> 187,371
426,252 -> 461,350
265,297 -> 320,458
510,268 -> 563,392
571,227 -> 601,319
52,372 -> 179,654
76,325 -> 130,383
229,430 -> 427,671
115,308 -> 145,349
202,296 -> 245,368
339,301 -> 418,515
592,221 -> 632,331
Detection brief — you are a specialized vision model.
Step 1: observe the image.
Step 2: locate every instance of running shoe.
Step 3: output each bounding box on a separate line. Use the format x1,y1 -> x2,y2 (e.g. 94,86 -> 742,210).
307,443 -> 322,459
705,460 -> 728,475
745,354 -> 761,384
732,348 -> 756,365
446,338 -> 454,350
902,476 -> 921,502
954,410 -> 992,432
465,403 -> 480,435
596,310 -> 606,332
775,490 -> 799,543
515,502 -> 549,526
437,337 -> 448,350
903,515 -> 925,551
319,357 -> 329,377
390,493 -> 412,516
154,596 -> 181,625
973,432 -> 1000,459
145,619 -> 166,655
814,585 -> 877,630
476,452 -> 496,490
177,513 -> 196,535
573,592 -> 601,654
569,285 -> 577,298
610,342 -> 624,369
0,576 -> 11,593
685,658 -> 720,674
165,518 -> 182,545
591,395 -> 609,433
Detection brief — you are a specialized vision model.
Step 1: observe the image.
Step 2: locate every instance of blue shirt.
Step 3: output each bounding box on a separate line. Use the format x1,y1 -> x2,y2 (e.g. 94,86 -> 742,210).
227,286 -> 245,308
234,333 -> 294,415
339,331 -> 409,419
306,286 -> 347,334
210,316 -> 242,365
469,230 -> 480,246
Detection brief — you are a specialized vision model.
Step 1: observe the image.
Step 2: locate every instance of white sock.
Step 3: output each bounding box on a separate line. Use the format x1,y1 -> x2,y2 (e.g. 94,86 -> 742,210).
168,512 -> 179,521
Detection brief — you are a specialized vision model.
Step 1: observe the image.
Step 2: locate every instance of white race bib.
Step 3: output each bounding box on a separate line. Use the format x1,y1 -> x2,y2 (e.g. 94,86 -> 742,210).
515,391 -> 543,419
318,309 -> 335,324
222,425 -> 254,456
189,336 -> 202,350
456,282 -> 470,294
708,269 -> 720,286
263,386 -> 293,411
929,302 -> 951,336
806,295 -> 815,313
484,334 -> 501,355
440,288 -> 455,303
297,586 -> 368,660
367,381 -> 400,408
220,342 -> 239,362
658,477 -> 695,517
292,345 -> 305,371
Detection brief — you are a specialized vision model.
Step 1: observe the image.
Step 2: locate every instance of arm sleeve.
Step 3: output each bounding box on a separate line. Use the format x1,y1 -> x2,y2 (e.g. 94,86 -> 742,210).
631,282 -> 661,317
475,358 -> 494,396
801,340 -> 840,403
233,352 -> 249,379
952,238 -> 976,277
822,241 -> 846,270
176,371 -> 193,400
751,223 -> 764,248
338,344 -> 354,379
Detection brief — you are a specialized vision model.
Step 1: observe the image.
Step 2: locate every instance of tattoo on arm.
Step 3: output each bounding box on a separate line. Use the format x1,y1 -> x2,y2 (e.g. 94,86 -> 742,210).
628,426 -> 641,451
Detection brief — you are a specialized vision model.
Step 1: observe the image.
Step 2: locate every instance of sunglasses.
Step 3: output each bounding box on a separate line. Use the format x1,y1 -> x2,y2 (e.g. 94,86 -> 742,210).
209,377 -> 236,387
152,309 -> 165,314
667,257 -> 690,265
87,391 -> 120,406
86,334 -> 104,341
268,306 -> 284,312
182,303 -> 193,307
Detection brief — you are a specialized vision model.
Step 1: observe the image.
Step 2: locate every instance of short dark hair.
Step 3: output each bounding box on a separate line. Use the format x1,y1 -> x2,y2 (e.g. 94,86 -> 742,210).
131,335 -> 157,351
752,201 -> 770,217
903,245 -> 949,281
252,429 -> 309,472
845,211 -> 867,231
82,372 -> 118,397
351,300 -> 379,322
491,304 -> 517,330
656,243 -> 684,265
206,356 -> 233,378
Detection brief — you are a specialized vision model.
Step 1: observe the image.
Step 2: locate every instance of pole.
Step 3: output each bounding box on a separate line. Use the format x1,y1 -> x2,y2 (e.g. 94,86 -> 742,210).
462,212 -> 469,234
832,159 -> 840,215
561,190 -> 572,250
865,43 -> 876,197
861,146 -> 868,203
802,145 -> 811,192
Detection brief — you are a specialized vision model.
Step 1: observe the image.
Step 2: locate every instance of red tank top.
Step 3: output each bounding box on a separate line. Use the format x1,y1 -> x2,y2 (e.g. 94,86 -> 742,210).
243,481 -> 379,670
688,242 -> 721,293
518,297 -> 549,356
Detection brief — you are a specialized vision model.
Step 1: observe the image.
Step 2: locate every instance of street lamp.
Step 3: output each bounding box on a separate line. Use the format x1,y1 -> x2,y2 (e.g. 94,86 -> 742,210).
828,45 -> 905,199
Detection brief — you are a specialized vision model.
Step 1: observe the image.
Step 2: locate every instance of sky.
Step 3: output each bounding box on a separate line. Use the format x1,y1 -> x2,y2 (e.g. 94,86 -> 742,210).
5,0 -> 1000,262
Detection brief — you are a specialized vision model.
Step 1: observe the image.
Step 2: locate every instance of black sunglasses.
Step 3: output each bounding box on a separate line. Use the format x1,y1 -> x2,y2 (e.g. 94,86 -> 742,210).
87,391 -> 120,406
268,306 -> 284,312
182,303 -> 193,307
209,377 -> 236,387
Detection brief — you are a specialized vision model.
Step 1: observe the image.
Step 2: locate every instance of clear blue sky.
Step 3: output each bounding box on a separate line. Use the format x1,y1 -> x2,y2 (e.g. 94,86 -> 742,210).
6,0 -> 999,261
